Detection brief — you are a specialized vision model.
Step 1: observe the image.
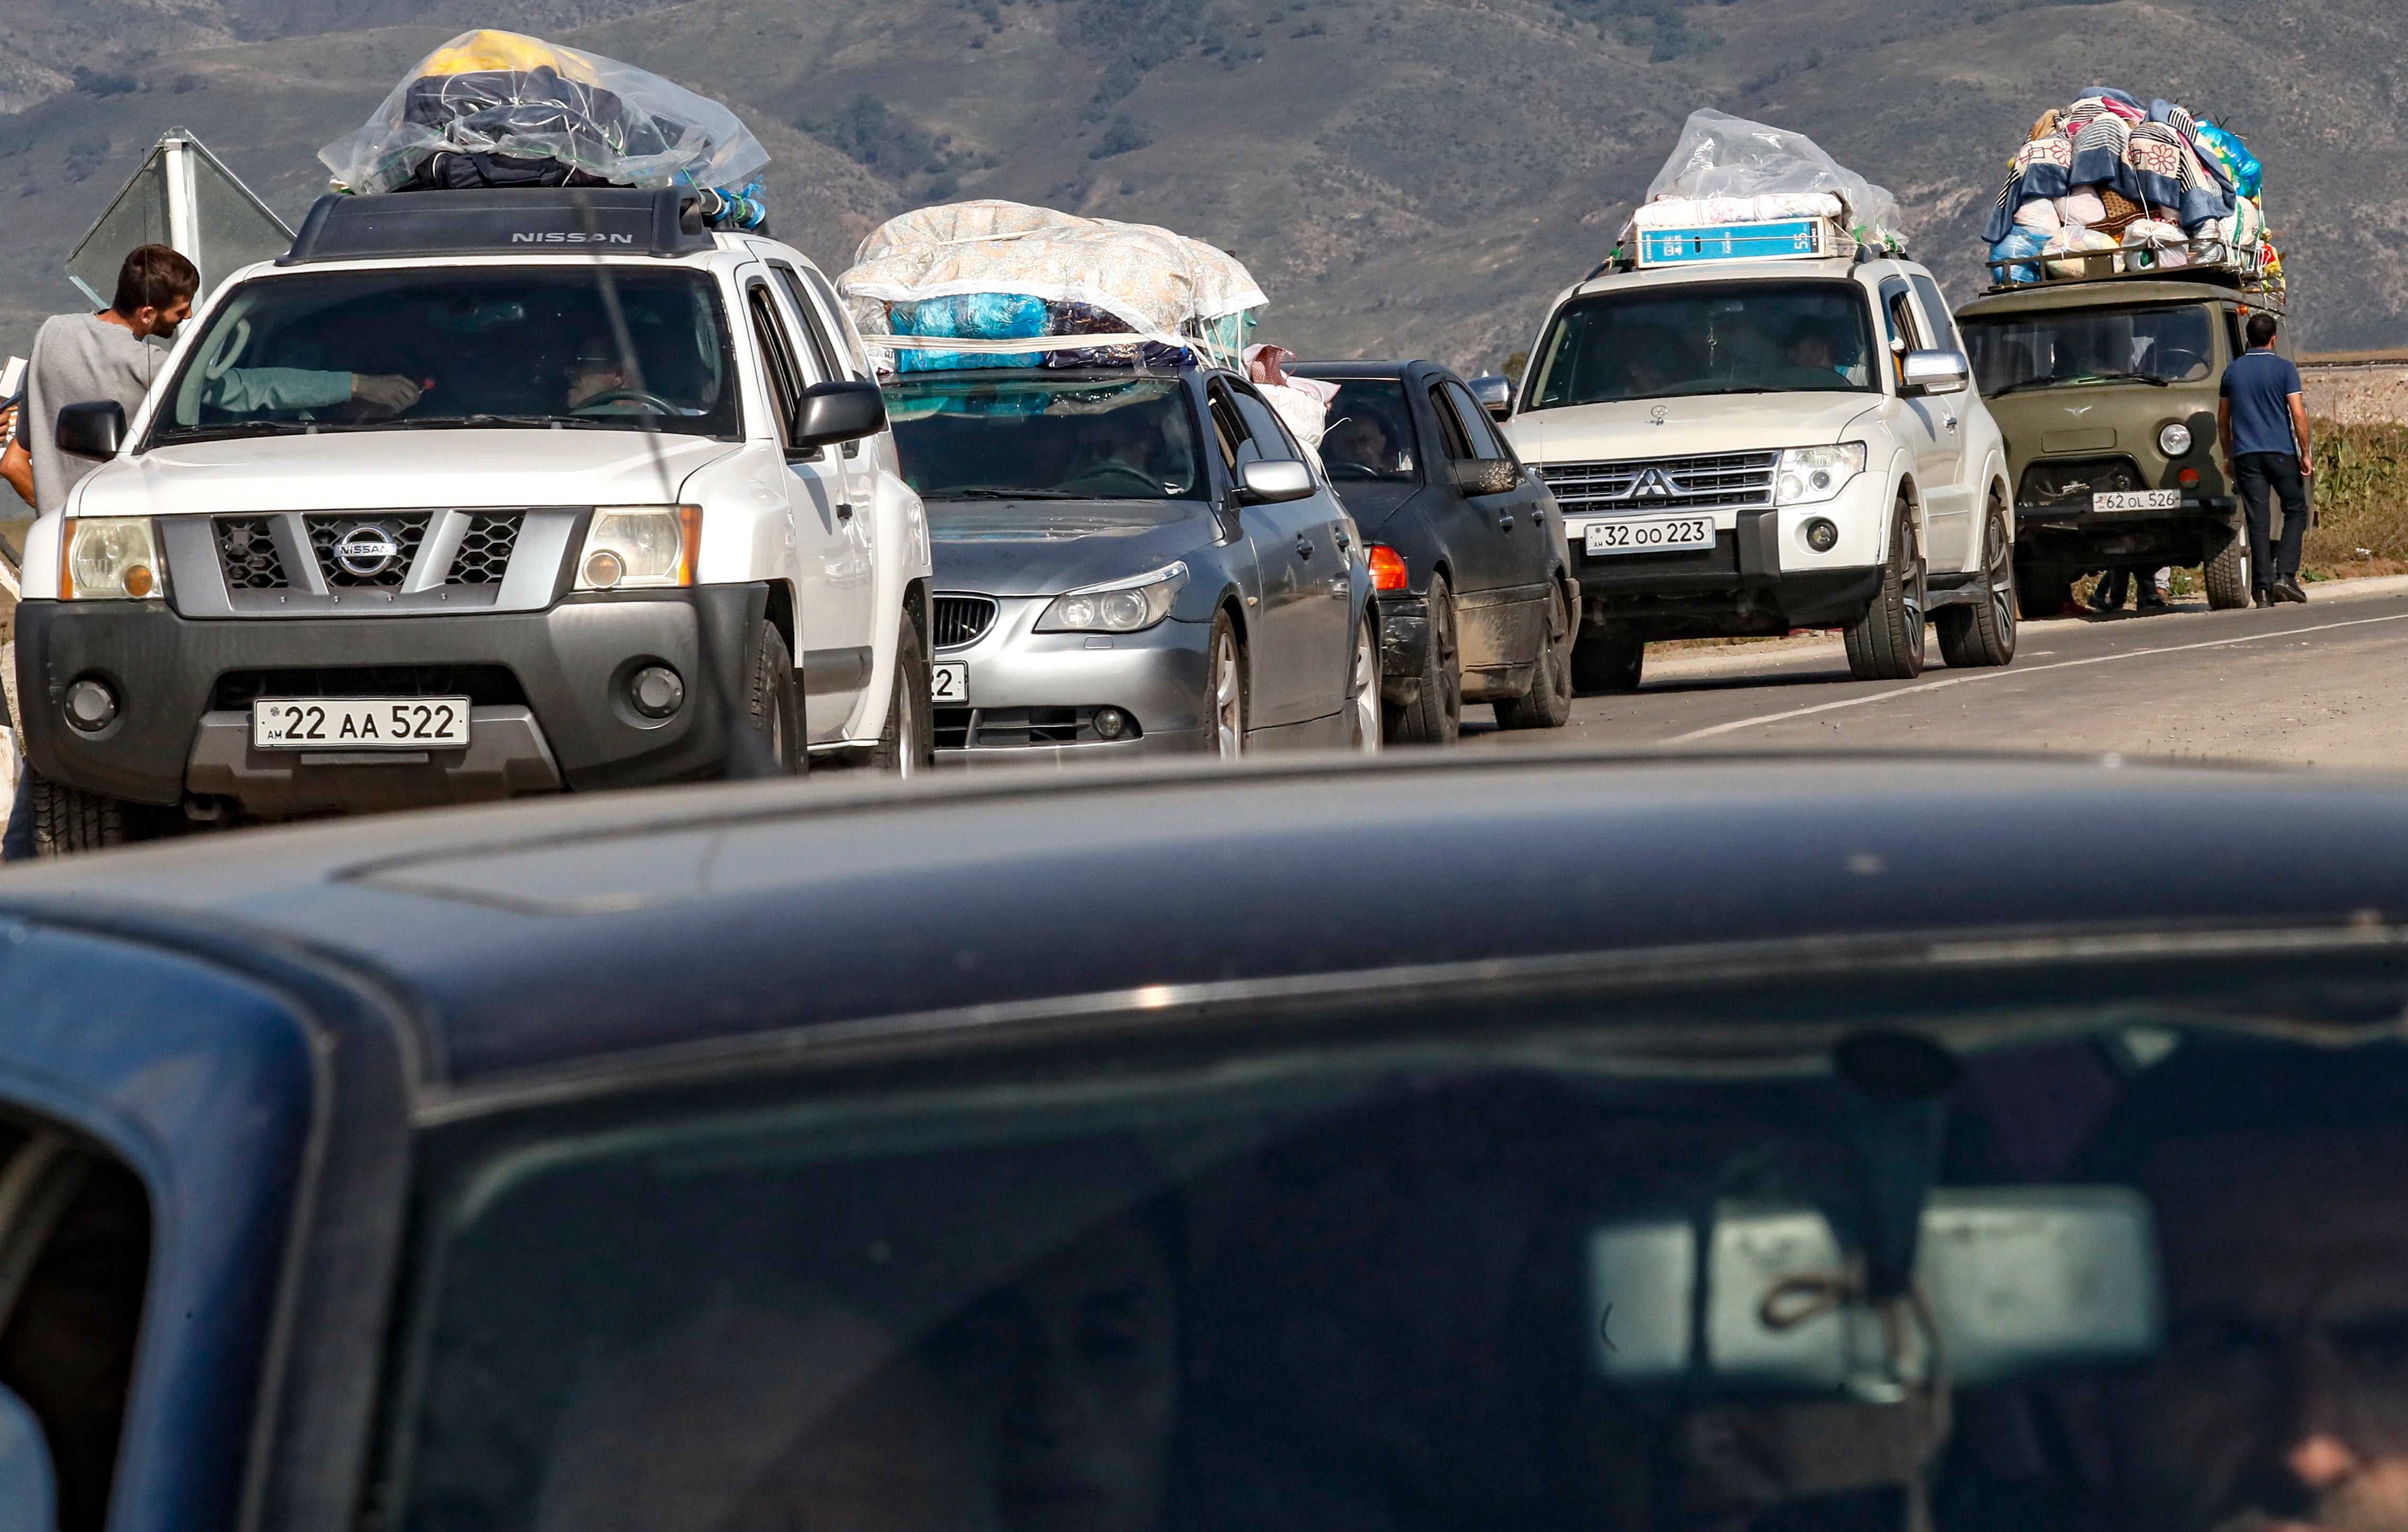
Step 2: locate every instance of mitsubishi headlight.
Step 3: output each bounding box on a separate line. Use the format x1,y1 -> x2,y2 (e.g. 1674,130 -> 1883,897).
1035,562 -> 1188,634
577,506 -> 700,590
1774,444 -> 1868,507
60,517 -> 161,600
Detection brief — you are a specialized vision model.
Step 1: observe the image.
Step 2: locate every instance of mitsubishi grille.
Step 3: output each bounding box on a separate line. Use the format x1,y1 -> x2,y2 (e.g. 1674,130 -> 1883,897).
1541,451 -> 1779,516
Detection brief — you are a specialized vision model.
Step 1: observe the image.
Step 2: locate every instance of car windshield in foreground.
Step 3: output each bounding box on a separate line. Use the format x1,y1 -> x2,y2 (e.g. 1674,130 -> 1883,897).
147,267 -> 740,445
1526,279 -> 1880,409
1317,379 -> 1420,482
390,994 -> 2408,1532
1963,304 -> 2215,397
886,377 -> 1205,501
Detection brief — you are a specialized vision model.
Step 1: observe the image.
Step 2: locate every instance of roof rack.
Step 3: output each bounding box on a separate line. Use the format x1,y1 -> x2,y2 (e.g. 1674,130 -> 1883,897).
280,187 -> 714,266
1982,237 -> 2281,301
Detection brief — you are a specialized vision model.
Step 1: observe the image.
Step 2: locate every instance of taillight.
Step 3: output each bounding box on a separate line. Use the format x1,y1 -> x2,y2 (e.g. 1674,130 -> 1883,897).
1367,545 -> 1409,592
2178,468 -> 2201,488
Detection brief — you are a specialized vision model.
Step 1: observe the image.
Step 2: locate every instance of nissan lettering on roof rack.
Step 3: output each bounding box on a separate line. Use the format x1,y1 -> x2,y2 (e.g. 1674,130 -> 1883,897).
12,30 -> 936,856
1497,110 -> 2020,694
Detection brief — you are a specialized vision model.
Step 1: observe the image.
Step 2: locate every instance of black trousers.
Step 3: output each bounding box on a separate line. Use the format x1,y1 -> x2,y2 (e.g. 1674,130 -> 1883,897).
2233,450 -> 2310,586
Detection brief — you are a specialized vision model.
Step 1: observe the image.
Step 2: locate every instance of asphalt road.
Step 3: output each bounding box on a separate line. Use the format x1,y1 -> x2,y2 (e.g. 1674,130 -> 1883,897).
1466,574 -> 2408,768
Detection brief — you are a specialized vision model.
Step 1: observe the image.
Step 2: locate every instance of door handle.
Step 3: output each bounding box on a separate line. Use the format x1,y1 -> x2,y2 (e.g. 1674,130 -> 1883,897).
1498,513 -> 1515,531
1295,535 -> 1314,559
1334,528 -> 1351,550
837,503 -> 855,522
1944,416 -> 1960,432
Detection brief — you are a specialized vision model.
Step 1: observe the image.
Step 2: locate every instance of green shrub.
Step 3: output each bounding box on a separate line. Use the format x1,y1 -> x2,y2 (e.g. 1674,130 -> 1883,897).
2306,421 -> 2408,568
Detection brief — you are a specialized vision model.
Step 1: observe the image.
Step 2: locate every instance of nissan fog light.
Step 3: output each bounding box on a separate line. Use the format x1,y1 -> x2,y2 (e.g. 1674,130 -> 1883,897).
578,507 -> 700,590
1036,562 -> 1187,634
1774,444 -> 1867,508
61,518 -> 160,600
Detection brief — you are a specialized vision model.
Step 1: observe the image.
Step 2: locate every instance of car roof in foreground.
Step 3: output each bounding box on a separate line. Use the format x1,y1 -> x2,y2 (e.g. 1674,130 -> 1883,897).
6,751 -> 2408,1093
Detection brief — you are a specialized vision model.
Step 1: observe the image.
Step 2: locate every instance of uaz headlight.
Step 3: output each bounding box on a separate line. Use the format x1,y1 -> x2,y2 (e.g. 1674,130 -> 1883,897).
1774,444 -> 1867,507
60,517 -> 160,600
576,506 -> 700,590
1035,562 -> 1188,634
2158,423 -> 2193,458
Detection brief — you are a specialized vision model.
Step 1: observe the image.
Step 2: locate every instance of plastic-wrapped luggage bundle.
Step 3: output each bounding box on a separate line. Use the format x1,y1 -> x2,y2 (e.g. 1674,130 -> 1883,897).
837,201 -> 1267,373
317,30 -> 769,218
1620,110 -> 1907,263
1976,88 -> 2277,292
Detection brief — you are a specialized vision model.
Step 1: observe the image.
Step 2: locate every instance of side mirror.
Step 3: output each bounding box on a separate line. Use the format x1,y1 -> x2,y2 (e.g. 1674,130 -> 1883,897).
0,1382 -> 57,1532
1467,374 -> 1514,422
1900,350 -> 1970,398
1235,458 -> 1314,505
55,400 -> 126,460
789,380 -> 886,450
1449,458 -> 1520,498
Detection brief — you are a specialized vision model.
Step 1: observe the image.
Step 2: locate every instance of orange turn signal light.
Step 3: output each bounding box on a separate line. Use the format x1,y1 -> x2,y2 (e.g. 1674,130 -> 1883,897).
2177,468 -> 2200,488
1367,544 -> 1409,592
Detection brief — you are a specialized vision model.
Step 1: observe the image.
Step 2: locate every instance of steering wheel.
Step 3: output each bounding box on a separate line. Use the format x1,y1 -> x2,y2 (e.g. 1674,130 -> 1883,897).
572,388 -> 680,416
1063,460 -> 1162,495
1325,461 -> 1384,481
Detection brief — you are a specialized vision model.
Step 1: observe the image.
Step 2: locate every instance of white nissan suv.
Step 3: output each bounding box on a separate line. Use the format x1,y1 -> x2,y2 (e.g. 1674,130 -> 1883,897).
1501,251 -> 2016,692
15,187 -> 933,852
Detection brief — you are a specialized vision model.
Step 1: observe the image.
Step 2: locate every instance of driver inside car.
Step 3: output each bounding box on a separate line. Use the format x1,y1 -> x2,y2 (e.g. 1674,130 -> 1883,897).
566,336 -> 634,412
1059,410 -> 1169,496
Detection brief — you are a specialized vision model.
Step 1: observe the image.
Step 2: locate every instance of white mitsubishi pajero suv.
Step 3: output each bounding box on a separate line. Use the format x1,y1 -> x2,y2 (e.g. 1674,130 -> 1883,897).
1501,247 -> 2017,693
16,187 -> 934,852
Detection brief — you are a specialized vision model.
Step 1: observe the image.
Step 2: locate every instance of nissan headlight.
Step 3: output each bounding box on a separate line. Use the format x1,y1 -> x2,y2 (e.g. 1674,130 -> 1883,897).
577,506 -> 700,590
1035,562 -> 1188,634
60,517 -> 160,600
1774,444 -> 1867,507
2158,423 -> 2193,457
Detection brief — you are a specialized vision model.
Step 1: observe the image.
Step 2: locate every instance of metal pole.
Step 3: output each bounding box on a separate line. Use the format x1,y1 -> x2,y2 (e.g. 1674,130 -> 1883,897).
162,134 -> 199,290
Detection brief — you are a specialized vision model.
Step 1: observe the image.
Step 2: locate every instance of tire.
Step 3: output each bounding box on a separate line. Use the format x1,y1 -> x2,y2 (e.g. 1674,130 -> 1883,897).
743,620 -> 802,774
1571,624 -> 1644,695
2017,562 -> 2072,622
23,769 -> 123,858
866,610 -> 935,775
1495,578 -> 1576,730
1844,500 -> 1927,681
1936,494 -> 2018,668
1207,608 -> 1247,759
1384,576 -> 1460,745
1347,610 -> 1382,753
2204,528 -> 2254,610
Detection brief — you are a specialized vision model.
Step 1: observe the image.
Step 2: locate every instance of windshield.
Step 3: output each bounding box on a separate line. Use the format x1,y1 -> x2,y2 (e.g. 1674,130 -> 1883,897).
1963,304 -> 2217,396
887,378 -> 1204,500
1526,280 -> 1879,409
1317,380 -> 1420,482
390,1010 -> 2408,1532
148,267 -> 740,445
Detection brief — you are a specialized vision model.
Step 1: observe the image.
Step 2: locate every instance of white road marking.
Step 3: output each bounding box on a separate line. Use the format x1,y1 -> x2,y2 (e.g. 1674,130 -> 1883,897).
1665,607 -> 2408,743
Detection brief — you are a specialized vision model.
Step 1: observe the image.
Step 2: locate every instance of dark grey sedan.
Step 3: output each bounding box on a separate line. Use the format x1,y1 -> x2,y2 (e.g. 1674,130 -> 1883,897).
888,366 -> 1379,764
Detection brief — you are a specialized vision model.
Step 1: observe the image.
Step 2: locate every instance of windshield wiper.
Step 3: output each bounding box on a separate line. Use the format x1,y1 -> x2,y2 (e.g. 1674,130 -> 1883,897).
1991,370 -> 2169,396
389,414 -> 622,430
153,420 -> 315,444
931,488 -> 1090,500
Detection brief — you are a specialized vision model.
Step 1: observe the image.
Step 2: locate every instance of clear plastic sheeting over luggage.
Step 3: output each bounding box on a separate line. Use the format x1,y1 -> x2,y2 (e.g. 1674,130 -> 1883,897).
318,30 -> 769,196
838,200 -> 1267,372
1642,110 -> 1904,252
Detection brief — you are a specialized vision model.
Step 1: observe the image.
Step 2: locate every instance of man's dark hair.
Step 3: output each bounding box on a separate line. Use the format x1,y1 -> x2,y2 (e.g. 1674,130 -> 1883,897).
111,245 -> 198,318
2246,312 -> 2279,349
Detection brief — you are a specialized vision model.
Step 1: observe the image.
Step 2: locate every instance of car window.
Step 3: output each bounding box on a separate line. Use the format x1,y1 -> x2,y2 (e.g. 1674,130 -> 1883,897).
747,282 -> 805,453
0,1120 -> 150,1532
1962,303 -> 2220,396
1425,384 -> 1475,461
770,265 -> 842,386
1228,387 -> 1303,463
148,266 -> 742,444
1438,381 -> 1506,459
1318,379 -> 1419,483
1208,382 -> 1269,467
384,1007 -> 2408,1532
793,265 -> 872,380
884,377 -> 1204,501
1527,280 -> 1880,407
1909,274 -> 1964,353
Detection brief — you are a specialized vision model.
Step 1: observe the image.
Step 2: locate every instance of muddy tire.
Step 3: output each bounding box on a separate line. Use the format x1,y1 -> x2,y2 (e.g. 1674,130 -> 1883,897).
1495,578 -> 1576,730
2204,528 -> 2254,610
1385,576 -> 1460,745
745,620 -> 802,774
2017,563 -> 2073,621
1570,624 -> 1644,695
24,770 -> 123,858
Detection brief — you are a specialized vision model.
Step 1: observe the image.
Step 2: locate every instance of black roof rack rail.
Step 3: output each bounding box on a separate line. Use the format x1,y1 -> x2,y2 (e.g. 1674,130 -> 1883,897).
280,187 -> 715,266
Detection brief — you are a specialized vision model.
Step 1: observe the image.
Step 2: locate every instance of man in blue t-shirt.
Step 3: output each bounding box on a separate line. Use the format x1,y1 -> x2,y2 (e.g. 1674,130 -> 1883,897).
2218,312 -> 2313,606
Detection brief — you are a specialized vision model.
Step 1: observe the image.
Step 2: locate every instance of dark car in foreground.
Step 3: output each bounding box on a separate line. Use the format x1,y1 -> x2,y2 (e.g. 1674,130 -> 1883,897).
889,366 -> 1378,763
1291,361 -> 1576,742
5,753 -> 2408,1532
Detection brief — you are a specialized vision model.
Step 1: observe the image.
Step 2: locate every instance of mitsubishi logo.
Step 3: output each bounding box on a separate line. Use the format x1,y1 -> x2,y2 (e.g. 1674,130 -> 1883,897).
1624,467 -> 1678,500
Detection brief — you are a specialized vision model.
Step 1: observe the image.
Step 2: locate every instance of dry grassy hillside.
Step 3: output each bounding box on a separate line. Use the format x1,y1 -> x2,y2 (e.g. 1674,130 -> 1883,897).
0,0 -> 2395,374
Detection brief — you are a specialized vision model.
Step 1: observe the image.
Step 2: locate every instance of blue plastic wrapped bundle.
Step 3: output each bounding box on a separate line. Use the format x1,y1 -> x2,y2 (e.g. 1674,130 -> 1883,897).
889,292 -> 1051,373
1989,229 -> 2048,286
2194,120 -> 2260,200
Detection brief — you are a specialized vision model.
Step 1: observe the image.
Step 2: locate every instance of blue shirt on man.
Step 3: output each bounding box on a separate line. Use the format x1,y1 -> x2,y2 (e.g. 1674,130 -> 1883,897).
2221,347 -> 2304,458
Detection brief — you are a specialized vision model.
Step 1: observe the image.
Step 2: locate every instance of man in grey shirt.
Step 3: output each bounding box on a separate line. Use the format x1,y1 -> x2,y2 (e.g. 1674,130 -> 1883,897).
0,245 -> 420,514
